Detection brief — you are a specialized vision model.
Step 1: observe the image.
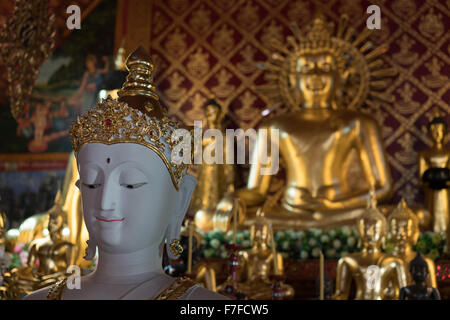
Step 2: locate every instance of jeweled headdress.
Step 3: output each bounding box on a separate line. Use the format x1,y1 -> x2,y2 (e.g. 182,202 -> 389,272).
70,46 -> 190,190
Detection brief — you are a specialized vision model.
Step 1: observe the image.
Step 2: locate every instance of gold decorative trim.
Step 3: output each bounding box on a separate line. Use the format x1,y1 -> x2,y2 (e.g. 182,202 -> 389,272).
70,96 -> 188,190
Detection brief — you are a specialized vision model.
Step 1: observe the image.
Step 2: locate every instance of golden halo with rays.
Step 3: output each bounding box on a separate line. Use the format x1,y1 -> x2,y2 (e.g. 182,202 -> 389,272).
257,14 -> 397,111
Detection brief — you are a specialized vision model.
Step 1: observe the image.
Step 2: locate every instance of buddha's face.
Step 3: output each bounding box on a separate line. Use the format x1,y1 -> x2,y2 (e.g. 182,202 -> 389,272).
205,104 -> 220,127
389,218 -> 417,246
48,213 -> 62,235
296,53 -> 338,107
411,264 -> 428,283
359,218 -> 384,247
251,223 -> 269,245
429,123 -> 446,145
77,143 -> 185,254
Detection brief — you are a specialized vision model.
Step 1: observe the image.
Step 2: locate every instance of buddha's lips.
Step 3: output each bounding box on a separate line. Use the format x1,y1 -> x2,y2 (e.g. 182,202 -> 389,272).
95,217 -> 125,222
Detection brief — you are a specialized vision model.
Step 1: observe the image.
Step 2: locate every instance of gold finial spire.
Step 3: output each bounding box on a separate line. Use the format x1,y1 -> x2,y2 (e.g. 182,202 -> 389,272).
399,198 -> 408,210
433,107 -> 442,119
117,46 -> 165,119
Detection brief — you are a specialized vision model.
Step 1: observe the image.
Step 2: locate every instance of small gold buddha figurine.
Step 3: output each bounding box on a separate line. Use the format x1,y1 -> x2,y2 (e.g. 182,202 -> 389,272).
216,15 -> 395,230
418,109 -> 450,234
12,153 -> 89,270
3,191 -> 78,298
385,199 -> 437,299
235,209 -> 294,300
333,189 -> 408,300
192,99 -> 235,232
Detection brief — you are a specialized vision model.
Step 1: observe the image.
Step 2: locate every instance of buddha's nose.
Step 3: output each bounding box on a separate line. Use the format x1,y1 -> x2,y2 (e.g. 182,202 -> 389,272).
99,178 -> 117,211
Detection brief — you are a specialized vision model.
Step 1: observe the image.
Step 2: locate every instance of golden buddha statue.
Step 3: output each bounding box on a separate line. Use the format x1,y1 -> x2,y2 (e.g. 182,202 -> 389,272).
418,109 -> 450,234
333,190 -> 407,300
11,154 -> 89,270
219,15 -> 395,230
384,199 -> 437,299
192,98 -> 235,232
2,191 -> 78,298
234,210 -> 294,299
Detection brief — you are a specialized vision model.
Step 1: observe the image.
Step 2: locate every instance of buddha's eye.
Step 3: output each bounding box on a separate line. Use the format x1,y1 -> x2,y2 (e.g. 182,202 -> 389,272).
120,182 -> 147,189
82,183 -> 101,189
302,64 -> 314,71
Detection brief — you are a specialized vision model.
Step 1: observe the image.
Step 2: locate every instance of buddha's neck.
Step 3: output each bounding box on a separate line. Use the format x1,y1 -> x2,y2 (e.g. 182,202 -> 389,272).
254,242 -> 268,251
50,233 -> 62,243
362,244 -> 381,255
92,242 -> 163,285
392,243 -> 413,257
302,99 -> 331,110
433,141 -> 443,150
207,121 -> 219,129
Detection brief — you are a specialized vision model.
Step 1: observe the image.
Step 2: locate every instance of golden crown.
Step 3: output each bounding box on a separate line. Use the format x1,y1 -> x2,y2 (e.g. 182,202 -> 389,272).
293,15 -> 346,72
70,46 -> 191,190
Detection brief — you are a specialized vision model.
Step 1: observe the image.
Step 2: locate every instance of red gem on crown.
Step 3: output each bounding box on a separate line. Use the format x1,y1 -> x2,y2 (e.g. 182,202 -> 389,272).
104,119 -> 112,126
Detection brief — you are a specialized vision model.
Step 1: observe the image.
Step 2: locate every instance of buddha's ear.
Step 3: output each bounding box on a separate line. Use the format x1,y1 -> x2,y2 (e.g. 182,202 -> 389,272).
176,174 -> 197,220
165,174 -> 197,259
341,68 -> 350,84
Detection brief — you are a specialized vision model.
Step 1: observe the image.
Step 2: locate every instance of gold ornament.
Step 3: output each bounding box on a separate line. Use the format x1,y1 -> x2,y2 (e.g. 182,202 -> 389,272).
0,0 -> 55,120
169,239 -> 183,256
69,46 -> 192,190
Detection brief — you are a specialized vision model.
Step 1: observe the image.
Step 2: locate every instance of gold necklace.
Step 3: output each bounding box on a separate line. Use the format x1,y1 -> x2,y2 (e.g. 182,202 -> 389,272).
46,276 -> 197,300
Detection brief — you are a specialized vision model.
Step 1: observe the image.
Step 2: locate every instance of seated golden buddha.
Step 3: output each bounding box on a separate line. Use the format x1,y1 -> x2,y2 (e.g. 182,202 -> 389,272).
384,199 -> 437,299
234,210 -> 294,299
333,191 -> 408,300
8,153 -> 89,269
231,16 -> 395,230
2,192 -> 78,298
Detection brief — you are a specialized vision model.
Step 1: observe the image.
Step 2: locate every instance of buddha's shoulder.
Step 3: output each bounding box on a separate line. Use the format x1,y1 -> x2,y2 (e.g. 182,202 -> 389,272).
23,286 -> 51,300
259,110 -> 378,128
378,253 -> 406,266
339,110 -> 378,125
338,253 -> 360,264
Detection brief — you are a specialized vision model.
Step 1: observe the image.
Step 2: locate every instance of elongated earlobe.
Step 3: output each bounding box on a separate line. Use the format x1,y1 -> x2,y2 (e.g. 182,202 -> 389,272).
84,239 -> 97,260
176,175 -> 197,217
165,175 -> 197,259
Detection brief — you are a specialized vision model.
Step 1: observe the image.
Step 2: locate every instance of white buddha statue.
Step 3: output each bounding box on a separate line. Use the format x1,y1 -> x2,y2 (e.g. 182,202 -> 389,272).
25,46 -> 226,300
